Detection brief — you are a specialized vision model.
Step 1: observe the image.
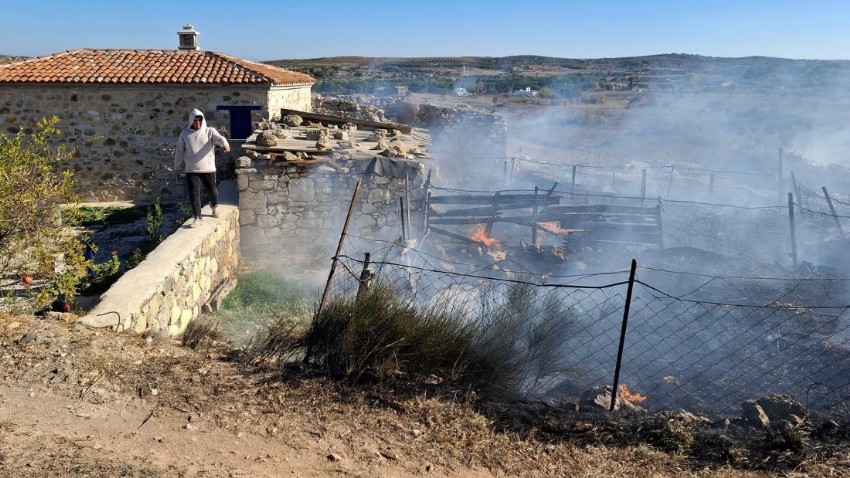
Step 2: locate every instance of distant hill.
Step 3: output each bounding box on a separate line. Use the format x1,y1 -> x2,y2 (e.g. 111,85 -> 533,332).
0,54 -> 26,65
266,54 -> 850,96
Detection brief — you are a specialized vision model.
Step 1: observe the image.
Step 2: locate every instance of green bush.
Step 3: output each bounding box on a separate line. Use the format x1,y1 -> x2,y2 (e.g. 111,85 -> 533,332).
146,198 -> 164,243
0,116 -> 87,309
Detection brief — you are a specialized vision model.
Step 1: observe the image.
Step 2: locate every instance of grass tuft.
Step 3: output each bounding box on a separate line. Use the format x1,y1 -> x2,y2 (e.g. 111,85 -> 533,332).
180,314 -> 221,350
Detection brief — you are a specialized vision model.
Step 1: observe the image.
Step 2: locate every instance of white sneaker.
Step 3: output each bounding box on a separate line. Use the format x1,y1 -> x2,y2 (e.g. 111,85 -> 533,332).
212,206 -> 219,218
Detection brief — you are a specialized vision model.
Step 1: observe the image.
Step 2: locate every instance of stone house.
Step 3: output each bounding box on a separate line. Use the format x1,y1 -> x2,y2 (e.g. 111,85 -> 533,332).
0,25 -> 315,201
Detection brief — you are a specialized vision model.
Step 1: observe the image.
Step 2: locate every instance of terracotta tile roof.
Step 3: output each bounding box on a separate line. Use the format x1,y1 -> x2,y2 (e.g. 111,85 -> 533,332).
0,49 -> 315,86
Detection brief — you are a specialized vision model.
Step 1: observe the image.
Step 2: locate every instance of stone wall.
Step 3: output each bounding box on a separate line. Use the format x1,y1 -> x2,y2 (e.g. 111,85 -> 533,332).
236,159 -> 424,264
0,83 -> 310,202
268,85 -> 312,119
79,204 -> 239,336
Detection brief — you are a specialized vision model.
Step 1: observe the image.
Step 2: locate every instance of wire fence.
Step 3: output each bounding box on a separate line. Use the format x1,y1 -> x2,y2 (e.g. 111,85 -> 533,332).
504,154 -> 782,207
323,238 -> 850,418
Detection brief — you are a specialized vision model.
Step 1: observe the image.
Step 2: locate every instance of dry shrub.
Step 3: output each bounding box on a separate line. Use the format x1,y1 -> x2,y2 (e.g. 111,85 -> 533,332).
303,285 -> 477,383
180,314 -> 221,350
242,315 -> 302,365
300,282 -> 582,396
475,281 -> 583,397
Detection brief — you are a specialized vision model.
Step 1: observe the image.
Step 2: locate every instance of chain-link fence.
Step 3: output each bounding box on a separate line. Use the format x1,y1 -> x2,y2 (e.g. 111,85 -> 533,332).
320,237 -> 850,419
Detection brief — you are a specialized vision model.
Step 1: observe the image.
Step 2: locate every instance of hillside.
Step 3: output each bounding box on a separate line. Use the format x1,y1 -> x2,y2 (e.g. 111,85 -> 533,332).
268,54 -> 850,94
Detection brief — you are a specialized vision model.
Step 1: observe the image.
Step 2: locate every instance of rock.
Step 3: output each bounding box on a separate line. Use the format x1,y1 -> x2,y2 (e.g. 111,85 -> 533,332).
16,331 -> 39,345
273,129 -> 291,140
366,130 -> 387,141
741,399 -> 770,428
236,156 -> 252,168
282,114 -> 303,127
756,394 -> 807,421
305,128 -> 328,141
332,130 -> 349,140
371,138 -> 389,151
256,131 -> 278,147
326,453 -> 342,462
316,136 -> 333,151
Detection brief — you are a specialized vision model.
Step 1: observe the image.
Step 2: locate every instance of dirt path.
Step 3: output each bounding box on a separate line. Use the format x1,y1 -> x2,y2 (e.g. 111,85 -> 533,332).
0,314 -> 491,477
0,380 -> 405,477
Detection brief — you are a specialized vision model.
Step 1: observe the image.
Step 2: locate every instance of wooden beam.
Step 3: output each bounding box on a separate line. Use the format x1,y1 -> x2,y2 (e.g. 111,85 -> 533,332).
429,194 -> 560,206
280,108 -> 412,134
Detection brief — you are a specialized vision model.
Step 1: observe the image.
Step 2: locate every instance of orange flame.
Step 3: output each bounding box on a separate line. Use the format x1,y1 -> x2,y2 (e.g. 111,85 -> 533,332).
619,384 -> 647,403
469,224 -> 499,247
537,221 -> 583,235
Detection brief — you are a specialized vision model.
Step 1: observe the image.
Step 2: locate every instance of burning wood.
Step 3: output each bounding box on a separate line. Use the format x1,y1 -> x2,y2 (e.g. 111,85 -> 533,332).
536,221 -> 583,235
469,224 -> 499,248
619,384 -> 647,403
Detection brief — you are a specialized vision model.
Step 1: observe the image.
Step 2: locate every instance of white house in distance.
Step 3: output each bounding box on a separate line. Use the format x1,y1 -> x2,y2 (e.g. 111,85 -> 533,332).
513,86 -> 538,97
0,25 -> 315,201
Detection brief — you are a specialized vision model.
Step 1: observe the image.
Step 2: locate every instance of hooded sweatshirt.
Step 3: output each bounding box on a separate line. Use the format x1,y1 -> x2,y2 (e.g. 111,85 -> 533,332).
174,108 -> 230,173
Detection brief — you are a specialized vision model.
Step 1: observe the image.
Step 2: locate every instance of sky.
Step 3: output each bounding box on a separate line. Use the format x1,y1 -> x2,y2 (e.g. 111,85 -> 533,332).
1,0 -> 849,61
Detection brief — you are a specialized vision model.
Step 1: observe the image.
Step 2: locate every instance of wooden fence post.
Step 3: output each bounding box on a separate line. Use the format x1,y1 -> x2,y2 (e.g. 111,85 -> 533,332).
822,186 -> 845,238
356,253 -> 375,299
307,181 -> 361,364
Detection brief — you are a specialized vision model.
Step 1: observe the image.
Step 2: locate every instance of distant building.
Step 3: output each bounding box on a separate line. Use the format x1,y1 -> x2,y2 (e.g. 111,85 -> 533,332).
455,87 -> 469,96
513,87 -> 538,97
395,85 -> 409,96
0,24 -> 315,201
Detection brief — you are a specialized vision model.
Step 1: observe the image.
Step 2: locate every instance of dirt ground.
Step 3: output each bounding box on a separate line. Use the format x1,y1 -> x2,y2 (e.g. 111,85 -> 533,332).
0,313 -> 480,477
2,312 -> 847,477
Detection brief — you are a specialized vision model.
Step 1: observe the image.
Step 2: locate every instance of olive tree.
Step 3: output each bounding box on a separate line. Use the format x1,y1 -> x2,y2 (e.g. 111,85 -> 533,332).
0,116 -> 86,309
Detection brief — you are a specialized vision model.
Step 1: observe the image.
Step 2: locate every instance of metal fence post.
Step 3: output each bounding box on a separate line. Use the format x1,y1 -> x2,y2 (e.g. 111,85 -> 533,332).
532,187 -> 539,245
788,192 -> 798,270
610,259 -> 638,411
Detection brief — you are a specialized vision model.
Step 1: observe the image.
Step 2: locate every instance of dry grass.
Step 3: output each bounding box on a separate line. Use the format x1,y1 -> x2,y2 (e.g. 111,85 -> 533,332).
179,313 -> 221,350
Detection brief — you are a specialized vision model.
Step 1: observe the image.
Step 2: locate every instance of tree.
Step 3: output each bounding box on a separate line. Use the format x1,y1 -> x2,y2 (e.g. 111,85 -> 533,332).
0,116 -> 86,309
538,87 -> 556,99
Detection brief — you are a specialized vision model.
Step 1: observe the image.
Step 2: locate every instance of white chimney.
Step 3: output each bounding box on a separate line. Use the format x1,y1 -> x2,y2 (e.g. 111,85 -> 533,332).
177,24 -> 199,51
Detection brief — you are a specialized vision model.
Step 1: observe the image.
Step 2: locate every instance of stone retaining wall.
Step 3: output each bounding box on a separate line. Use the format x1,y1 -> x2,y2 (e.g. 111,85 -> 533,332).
237,160 -> 424,261
79,204 -> 239,336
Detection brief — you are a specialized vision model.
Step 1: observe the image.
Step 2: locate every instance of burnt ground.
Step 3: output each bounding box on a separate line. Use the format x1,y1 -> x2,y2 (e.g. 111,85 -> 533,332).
1,312 -> 848,477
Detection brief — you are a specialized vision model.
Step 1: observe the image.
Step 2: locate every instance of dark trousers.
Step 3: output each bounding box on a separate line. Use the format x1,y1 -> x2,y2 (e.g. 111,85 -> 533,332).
185,172 -> 218,219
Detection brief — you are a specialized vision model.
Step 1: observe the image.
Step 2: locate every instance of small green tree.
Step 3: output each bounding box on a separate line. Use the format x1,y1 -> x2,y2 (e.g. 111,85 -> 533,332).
0,116 -> 86,309
538,87 -> 556,99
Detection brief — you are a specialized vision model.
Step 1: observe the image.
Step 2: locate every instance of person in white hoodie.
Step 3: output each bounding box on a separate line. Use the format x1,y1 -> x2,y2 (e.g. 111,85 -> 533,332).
174,108 -> 230,227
